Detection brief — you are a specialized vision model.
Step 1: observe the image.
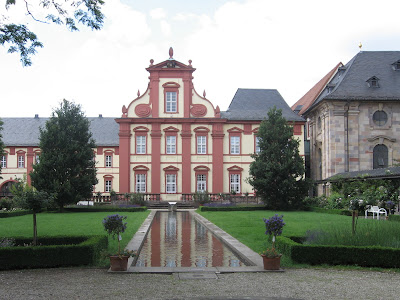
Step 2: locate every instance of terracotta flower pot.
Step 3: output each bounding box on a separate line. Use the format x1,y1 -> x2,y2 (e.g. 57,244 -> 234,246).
261,254 -> 281,270
109,255 -> 129,271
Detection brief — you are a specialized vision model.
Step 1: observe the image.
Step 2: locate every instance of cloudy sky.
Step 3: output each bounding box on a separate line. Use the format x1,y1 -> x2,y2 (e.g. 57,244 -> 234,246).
1,0 -> 400,118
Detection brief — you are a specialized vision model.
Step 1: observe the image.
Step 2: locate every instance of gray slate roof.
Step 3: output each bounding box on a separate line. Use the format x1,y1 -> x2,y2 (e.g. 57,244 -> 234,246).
325,166 -> 400,181
309,51 -> 400,112
221,89 -> 304,122
1,117 -> 119,147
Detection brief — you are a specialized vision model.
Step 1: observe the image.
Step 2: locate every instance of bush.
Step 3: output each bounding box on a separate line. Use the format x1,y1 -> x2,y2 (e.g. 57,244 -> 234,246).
129,193 -> 146,206
310,207 -> 352,216
388,215 -> 400,222
0,197 -> 14,210
0,209 -> 32,218
277,236 -> 400,268
0,235 -> 108,270
200,206 -> 266,212
64,206 -> 147,212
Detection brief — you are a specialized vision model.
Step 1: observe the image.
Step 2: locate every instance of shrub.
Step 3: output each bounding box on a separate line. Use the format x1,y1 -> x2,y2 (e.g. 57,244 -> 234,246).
0,197 -> 14,210
200,206 -> 266,212
129,193 -> 146,206
0,235 -> 108,270
310,207 -> 352,216
64,206 -> 146,212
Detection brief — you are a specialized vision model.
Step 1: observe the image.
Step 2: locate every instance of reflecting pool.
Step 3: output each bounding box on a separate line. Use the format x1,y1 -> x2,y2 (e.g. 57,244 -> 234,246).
135,211 -> 247,267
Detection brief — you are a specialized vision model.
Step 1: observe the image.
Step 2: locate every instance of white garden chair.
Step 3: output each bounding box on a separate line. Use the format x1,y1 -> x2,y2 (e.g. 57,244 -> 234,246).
364,205 -> 387,219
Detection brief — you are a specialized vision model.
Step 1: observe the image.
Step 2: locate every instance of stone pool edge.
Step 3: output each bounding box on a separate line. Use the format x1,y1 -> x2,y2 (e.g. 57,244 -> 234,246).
115,209 -> 282,273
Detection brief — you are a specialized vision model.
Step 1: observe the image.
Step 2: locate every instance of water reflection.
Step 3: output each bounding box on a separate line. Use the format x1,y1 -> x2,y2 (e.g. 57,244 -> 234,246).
135,211 -> 246,267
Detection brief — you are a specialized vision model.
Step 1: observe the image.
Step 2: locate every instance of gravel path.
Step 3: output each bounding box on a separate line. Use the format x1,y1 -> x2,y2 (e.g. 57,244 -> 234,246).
0,267 -> 398,299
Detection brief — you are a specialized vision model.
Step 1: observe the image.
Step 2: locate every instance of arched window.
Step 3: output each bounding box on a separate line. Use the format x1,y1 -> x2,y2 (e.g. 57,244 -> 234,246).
373,144 -> 388,169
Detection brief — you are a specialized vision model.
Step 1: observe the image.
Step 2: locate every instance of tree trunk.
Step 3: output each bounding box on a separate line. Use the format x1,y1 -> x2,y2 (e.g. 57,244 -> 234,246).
33,212 -> 37,246
352,210 -> 358,235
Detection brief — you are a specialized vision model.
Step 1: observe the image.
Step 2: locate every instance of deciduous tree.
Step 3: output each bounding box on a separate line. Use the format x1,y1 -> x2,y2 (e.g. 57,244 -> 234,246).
0,0 -> 105,66
30,99 -> 98,210
248,107 -> 308,210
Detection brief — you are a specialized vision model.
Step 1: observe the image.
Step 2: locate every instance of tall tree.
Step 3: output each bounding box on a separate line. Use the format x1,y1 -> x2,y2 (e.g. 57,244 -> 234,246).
248,107 -> 308,210
0,118 -> 4,179
1,0 -> 105,66
30,99 -> 98,210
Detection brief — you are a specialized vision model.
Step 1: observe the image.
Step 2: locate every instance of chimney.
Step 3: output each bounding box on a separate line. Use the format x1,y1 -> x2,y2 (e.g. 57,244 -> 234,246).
34,114 -> 39,119
99,114 -> 103,118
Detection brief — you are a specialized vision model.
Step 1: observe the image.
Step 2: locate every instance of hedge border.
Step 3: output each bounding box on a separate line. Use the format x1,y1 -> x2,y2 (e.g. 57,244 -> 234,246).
388,215 -> 400,222
0,210 -> 32,218
0,235 -> 108,270
310,207 -> 352,216
199,206 -> 266,212
64,206 -> 147,212
277,235 -> 400,268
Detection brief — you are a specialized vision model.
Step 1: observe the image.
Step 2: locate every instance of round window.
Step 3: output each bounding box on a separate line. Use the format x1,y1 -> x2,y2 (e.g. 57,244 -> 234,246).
373,110 -> 388,126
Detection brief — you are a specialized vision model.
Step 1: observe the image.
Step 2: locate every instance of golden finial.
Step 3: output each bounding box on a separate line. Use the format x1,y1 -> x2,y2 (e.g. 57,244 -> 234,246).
358,42 -> 362,50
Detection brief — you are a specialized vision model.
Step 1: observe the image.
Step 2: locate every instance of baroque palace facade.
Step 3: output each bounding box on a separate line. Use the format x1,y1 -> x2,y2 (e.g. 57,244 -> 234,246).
1,48 -> 305,201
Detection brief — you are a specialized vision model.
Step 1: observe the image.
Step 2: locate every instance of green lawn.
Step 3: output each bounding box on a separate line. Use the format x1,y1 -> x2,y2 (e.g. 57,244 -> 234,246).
0,211 -> 150,266
197,210 -> 399,268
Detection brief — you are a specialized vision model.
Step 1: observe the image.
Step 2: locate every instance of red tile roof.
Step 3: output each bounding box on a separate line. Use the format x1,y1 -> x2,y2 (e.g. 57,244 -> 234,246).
292,62 -> 343,116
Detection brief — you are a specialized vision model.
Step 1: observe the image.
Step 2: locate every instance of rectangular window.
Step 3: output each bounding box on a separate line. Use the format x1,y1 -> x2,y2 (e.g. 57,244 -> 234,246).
166,92 -> 177,112
197,136 -> 207,154
166,136 -> 176,154
197,174 -> 206,191
18,155 -> 25,168
230,174 -> 240,193
136,174 -> 146,193
105,180 -> 112,192
35,154 -> 40,164
166,174 -> 176,193
230,136 -> 240,154
1,156 -> 6,168
136,136 -> 146,154
255,137 -> 261,154
105,155 -> 112,167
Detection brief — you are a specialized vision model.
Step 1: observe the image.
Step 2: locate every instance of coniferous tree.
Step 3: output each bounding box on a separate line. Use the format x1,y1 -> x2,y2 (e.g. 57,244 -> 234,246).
248,107 -> 308,210
30,100 -> 98,210
0,118 -> 4,179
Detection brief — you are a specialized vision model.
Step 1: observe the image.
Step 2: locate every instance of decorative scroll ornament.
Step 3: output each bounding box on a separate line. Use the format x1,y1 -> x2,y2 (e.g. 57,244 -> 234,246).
190,104 -> 207,117
122,105 -> 128,118
135,104 -> 151,117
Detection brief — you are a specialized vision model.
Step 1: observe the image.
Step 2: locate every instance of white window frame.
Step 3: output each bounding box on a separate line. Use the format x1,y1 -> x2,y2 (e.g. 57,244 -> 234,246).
105,180 -> 112,193
35,154 -> 40,164
197,136 -> 207,154
255,137 -> 261,154
230,174 -> 240,193
196,174 -> 206,192
1,156 -> 6,168
18,155 -> 25,168
105,155 -> 112,168
136,174 -> 146,193
230,136 -> 240,155
166,174 -> 177,193
166,136 -> 176,154
136,136 -> 146,154
166,91 -> 177,113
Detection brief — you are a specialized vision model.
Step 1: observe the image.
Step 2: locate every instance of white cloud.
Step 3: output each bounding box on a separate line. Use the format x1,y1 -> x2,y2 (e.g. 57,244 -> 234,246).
150,8 -> 167,20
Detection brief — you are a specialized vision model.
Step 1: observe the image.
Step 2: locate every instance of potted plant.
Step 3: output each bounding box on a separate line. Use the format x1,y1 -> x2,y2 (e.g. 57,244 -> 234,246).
261,214 -> 285,270
102,214 -> 136,271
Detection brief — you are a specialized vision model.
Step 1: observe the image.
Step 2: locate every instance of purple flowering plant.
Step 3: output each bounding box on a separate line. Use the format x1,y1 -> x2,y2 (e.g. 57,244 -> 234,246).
103,214 -> 128,256
262,214 -> 285,258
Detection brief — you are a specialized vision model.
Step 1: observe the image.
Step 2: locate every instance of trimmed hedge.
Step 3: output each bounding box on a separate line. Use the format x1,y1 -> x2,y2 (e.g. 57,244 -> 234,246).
388,215 -> 400,222
277,236 -> 400,268
199,206 -> 266,212
310,207 -> 352,216
0,210 -> 32,218
64,206 -> 147,212
0,235 -> 108,270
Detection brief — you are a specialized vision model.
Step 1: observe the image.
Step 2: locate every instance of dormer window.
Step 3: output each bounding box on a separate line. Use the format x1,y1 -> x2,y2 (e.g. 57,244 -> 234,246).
326,84 -> 335,94
337,66 -> 346,77
391,60 -> 400,71
366,76 -> 380,88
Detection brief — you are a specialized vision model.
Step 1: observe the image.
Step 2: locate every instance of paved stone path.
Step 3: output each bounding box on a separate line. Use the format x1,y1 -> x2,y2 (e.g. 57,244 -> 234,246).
0,267 -> 398,299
